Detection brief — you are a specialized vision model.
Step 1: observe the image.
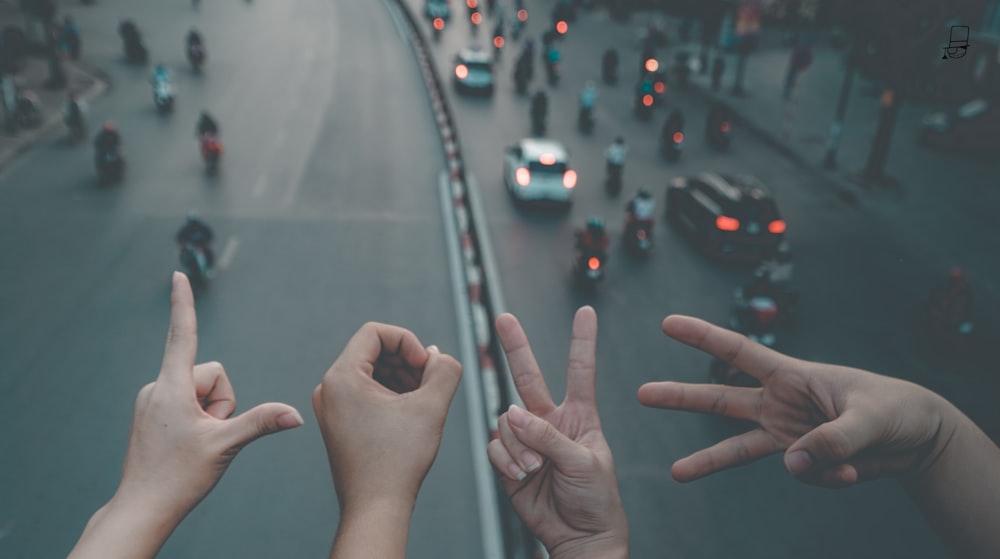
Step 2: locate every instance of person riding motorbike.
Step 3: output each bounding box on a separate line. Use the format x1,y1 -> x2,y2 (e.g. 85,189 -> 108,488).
186,28 -> 205,64
151,64 -> 171,85
604,136 -> 627,184
625,188 -> 655,238
579,80 -> 597,111
196,111 -> 219,137
119,20 -> 140,45
661,108 -> 684,150
176,212 -> 215,270
60,16 -> 81,60
93,120 -> 120,155
64,90 -> 86,136
575,217 -> 609,256
187,28 -> 203,48
544,44 -> 560,84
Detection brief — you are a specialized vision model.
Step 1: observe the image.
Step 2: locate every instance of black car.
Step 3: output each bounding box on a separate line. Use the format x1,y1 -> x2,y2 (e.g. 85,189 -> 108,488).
665,172 -> 786,261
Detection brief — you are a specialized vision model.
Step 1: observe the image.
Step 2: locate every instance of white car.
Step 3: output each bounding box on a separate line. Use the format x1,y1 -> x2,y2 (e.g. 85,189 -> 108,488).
453,47 -> 494,95
503,138 -> 577,205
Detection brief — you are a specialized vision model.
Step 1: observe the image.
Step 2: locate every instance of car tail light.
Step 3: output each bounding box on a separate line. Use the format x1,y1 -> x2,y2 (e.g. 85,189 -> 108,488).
515,167 -> 530,186
642,94 -> 653,107
654,81 -> 665,94
563,170 -> 577,188
433,17 -> 445,30
672,131 -> 684,144
466,0 -> 477,7
716,215 -> 740,231
644,58 -> 658,72
720,121 -> 730,133
556,21 -> 568,34
588,257 -> 601,270
517,8 -> 528,21
471,12 -> 482,24
768,219 -> 786,234
455,64 -> 468,79
493,36 -> 504,48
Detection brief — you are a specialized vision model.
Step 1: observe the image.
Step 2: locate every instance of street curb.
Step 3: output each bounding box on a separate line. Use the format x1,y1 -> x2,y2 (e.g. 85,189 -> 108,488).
687,78 -> 862,208
0,58 -> 110,173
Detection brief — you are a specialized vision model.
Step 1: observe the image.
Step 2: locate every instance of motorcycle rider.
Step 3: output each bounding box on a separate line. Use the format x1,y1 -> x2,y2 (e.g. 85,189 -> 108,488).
604,135 -> 627,182
575,217 -> 610,267
625,188 -> 655,239
119,19 -> 141,45
176,211 -> 215,270
186,28 -> 205,63
662,108 -> 684,144
63,90 -> 86,135
93,120 -> 121,155
196,111 -> 219,137
151,63 -> 171,85
60,15 -> 81,60
579,80 -> 597,116
530,89 -> 547,132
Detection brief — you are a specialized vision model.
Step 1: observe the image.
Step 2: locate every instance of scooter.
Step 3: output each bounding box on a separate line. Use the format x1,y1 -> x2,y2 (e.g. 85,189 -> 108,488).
660,113 -> 684,161
179,243 -> 212,287
634,84 -> 654,121
188,43 -> 205,72
200,133 -> 223,174
706,104 -> 732,150
573,250 -> 606,290
95,149 -> 125,184
153,80 -> 174,114
605,162 -> 623,195
624,218 -> 653,257
578,106 -> 594,134
432,17 -> 445,41
730,295 -> 779,347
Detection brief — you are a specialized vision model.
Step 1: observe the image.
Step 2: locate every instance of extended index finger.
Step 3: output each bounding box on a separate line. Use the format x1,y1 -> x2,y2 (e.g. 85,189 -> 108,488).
565,306 -> 598,407
661,315 -> 788,383
158,272 -> 198,390
496,313 -> 556,415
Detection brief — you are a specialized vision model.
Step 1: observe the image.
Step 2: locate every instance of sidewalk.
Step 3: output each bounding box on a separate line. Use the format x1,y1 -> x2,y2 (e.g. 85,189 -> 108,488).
0,0 -> 108,170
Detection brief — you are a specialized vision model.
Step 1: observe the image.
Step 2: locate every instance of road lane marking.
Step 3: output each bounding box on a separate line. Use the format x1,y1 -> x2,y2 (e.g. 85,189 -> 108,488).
252,175 -> 268,197
217,236 -> 240,270
438,171 -> 505,559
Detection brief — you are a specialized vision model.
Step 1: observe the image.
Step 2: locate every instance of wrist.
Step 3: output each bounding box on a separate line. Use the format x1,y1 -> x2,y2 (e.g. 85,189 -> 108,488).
331,498 -> 416,559
902,390 -> 963,486
549,532 -> 630,559
68,494 -> 187,559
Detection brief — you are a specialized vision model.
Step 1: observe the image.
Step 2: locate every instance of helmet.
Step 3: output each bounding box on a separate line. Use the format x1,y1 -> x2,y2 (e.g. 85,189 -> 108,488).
950,266 -> 966,281
586,216 -> 605,233
614,136 -> 625,144
186,211 -> 199,223
637,188 -> 651,199
102,120 -> 117,132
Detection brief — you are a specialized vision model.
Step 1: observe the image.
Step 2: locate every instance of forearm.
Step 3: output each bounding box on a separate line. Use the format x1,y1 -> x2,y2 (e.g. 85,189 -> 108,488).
903,397 -> 1000,559
330,499 -> 415,559
550,532 -> 629,559
67,495 -> 187,559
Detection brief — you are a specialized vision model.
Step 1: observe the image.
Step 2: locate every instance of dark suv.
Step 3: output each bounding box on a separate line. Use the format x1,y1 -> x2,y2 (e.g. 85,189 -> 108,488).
665,172 -> 786,261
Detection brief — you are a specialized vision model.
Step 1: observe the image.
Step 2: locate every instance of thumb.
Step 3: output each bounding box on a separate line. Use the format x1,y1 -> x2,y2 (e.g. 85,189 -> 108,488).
224,403 -> 304,451
418,345 -> 463,410
784,411 -> 876,476
507,404 -> 587,472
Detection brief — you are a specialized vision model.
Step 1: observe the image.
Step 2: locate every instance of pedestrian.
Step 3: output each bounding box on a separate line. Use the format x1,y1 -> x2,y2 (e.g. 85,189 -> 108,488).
783,39 -> 813,100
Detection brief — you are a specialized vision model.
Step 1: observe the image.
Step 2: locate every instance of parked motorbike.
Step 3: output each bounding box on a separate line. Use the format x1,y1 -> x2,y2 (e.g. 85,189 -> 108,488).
706,103 -> 732,150
730,295 -> 779,347
95,149 -> 125,184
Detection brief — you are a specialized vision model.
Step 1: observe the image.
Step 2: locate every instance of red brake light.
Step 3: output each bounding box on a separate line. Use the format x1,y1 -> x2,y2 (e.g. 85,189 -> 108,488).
556,21 -> 568,34
654,81 -> 665,94
720,121 -> 730,133
493,36 -> 504,48
716,216 -> 740,231
563,169 -> 577,188
672,131 -> 684,143
645,58 -> 658,72
471,12 -> 482,24
433,17 -> 445,30
588,257 -> 600,270
455,64 -> 468,79
642,94 -> 653,106
515,167 -> 530,186
467,0 -> 477,7
768,219 -> 786,234
517,8 -> 528,21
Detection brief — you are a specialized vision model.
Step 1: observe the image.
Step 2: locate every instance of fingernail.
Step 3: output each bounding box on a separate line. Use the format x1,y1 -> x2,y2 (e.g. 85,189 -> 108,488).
427,345 -> 439,354
785,450 -> 813,475
521,451 -> 541,472
277,410 -> 304,429
507,462 -> 527,481
508,404 -> 529,429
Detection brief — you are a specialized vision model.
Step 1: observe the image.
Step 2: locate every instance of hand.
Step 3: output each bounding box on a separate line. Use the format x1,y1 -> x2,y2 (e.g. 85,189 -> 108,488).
638,314 -> 953,488
118,272 -> 304,514
312,323 -> 462,514
487,307 -> 628,559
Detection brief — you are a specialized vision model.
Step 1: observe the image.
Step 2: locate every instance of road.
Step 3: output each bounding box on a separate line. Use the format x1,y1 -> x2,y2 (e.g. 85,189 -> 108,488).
0,0 -> 483,557
405,0 -> 998,557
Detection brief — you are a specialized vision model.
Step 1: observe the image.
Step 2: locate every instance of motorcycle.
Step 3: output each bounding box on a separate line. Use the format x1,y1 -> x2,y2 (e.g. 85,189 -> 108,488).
660,117 -> 684,161
95,148 -> 125,184
122,35 -> 148,64
153,79 -> 174,114
188,43 -> 206,72
573,250 -> 606,290
602,48 -> 618,85
64,105 -> 86,142
432,17 -> 445,41
605,162 -> 623,195
179,242 -> 212,287
512,9 -> 527,40
735,272 -> 798,324
634,84 -> 654,121
545,60 -> 559,86
578,106 -> 594,134
514,64 -> 530,95
730,295 -> 779,347
706,104 -> 732,150
200,133 -> 223,174
624,218 -> 653,257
